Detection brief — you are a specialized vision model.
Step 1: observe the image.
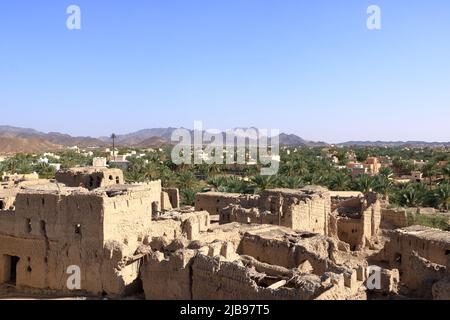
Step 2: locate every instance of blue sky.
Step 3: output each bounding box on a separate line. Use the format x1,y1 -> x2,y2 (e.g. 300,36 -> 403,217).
1,0 -> 449,142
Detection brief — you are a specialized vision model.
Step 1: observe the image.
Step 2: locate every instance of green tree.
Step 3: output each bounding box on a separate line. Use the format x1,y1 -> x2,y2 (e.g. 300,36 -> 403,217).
374,175 -> 394,200
251,175 -> 275,193
401,183 -> 427,208
328,171 -> 351,191
177,171 -> 198,190
181,188 -> 197,206
353,174 -> 376,194
422,162 -> 438,188
435,183 -> 450,211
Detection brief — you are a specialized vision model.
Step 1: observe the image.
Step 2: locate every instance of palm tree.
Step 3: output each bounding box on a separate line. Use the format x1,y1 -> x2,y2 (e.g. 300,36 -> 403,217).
329,172 -> 351,191
422,162 -> 438,188
374,175 -> 394,200
125,169 -> 146,183
353,174 -> 376,194
279,176 -> 304,189
144,162 -> 160,180
435,183 -> 450,212
379,167 -> 393,178
208,176 -> 227,191
177,171 -> 198,190
251,175 -> 275,193
402,183 -> 426,208
181,188 -> 197,206
111,133 -> 117,161
441,164 -> 450,182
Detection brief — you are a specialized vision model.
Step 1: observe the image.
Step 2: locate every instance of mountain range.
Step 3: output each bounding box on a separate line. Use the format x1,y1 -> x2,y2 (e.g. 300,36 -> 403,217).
0,125 -> 449,153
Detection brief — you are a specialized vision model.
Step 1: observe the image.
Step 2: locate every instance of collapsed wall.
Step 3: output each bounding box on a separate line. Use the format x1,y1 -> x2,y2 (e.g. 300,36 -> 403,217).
140,224 -> 372,300
1,174 -> 449,300
198,187 -> 331,236
195,192 -> 259,216
0,189 -> 19,210
331,193 -> 381,251
197,188 -> 383,252
381,225 -> 450,298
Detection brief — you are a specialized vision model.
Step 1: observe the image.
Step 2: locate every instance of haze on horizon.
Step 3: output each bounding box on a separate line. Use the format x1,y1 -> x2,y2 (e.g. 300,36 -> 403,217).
1,1 -> 450,144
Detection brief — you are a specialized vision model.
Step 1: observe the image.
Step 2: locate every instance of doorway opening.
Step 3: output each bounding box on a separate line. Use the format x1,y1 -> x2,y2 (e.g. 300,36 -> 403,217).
5,255 -> 20,285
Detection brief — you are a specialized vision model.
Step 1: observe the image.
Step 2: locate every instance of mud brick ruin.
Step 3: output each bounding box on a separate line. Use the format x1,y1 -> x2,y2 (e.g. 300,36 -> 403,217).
1,168 -> 449,300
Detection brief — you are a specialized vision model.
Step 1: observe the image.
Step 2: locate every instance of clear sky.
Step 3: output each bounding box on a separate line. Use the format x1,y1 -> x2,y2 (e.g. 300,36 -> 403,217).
1,0 -> 449,142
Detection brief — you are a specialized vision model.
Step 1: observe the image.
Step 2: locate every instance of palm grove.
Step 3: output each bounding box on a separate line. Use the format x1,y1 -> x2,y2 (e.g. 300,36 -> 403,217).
1,146 -> 449,230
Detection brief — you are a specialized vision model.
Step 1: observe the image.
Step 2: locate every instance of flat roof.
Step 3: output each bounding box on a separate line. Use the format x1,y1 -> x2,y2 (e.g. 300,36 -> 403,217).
395,225 -> 450,244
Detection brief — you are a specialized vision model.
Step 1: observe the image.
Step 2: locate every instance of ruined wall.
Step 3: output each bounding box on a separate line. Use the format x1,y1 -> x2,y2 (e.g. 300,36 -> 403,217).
102,188 -> 154,250
191,255 -> 326,300
55,168 -> 124,190
146,180 -> 163,212
140,224 -> 365,301
400,252 -> 448,298
196,192 -> 259,216
381,209 -> 408,228
0,210 -> 16,237
218,188 -> 331,236
163,188 -> 180,209
337,218 -> 364,251
179,211 -> 210,241
237,229 -> 332,275
288,195 -> 330,234
141,249 -> 196,300
384,226 -> 450,268
333,193 -> 381,250
0,189 -> 112,294
0,184 -> 162,297
220,206 -> 279,226
380,226 -> 450,298
0,189 -> 18,210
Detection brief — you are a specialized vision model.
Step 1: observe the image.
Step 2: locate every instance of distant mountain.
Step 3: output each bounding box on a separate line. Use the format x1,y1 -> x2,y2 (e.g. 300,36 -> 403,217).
0,125 -> 105,148
0,134 -> 62,153
277,133 -> 307,145
277,133 -> 328,147
338,141 -> 450,148
1,125 -> 449,154
134,136 -> 169,148
100,128 -> 180,146
105,127 -> 326,147
44,132 -> 105,148
0,125 -> 42,136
